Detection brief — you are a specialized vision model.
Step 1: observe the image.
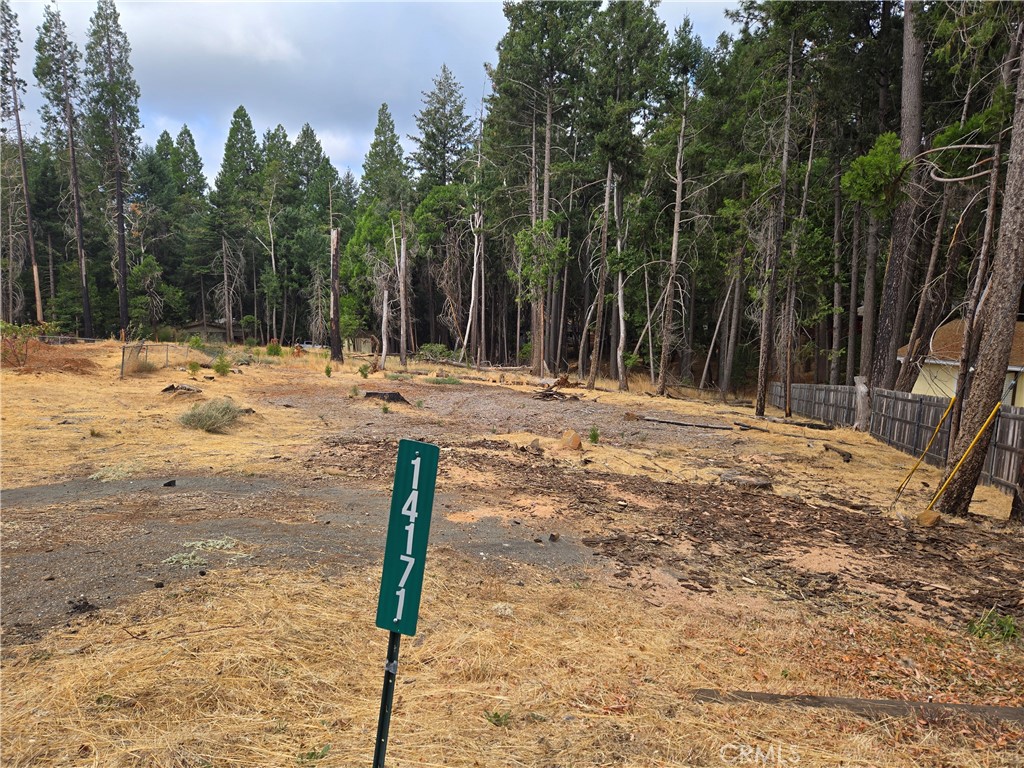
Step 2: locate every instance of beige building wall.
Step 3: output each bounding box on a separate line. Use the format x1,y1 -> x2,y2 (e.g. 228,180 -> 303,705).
911,363 -> 1024,408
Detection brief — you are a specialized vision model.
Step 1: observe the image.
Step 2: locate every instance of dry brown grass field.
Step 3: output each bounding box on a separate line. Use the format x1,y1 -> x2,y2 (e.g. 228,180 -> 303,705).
1,340 -> 1021,767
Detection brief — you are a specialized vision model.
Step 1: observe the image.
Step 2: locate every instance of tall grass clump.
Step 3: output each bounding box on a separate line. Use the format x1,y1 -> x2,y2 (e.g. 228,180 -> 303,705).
179,399 -> 242,433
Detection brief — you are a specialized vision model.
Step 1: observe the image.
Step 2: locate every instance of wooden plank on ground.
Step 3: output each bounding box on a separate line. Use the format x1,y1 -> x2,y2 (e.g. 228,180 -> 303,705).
691,689 -> 1024,724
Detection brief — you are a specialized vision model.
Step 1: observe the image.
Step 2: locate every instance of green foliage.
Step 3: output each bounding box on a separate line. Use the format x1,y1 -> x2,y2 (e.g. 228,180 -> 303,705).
418,342 -> 453,361
178,398 -> 241,433
358,363 -> 370,379
212,355 -> 231,376
841,133 -> 907,217
188,335 -> 204,350
266,341 -> 283,357
623,352 -> 643,372
968,609 -> 1019,643
381,404 -> 390,414
297,745 -> 331,764
361,103 -> 410,210
411,64 -> 474,191
588,426 -> 600,444
513,219 -> 569,292
324,364 -> 332,378
244,337 -> 258,348
426,376 -> 461,385
187,361 -> 200,376
518,342 -> 533,364
484,710 -> 512,728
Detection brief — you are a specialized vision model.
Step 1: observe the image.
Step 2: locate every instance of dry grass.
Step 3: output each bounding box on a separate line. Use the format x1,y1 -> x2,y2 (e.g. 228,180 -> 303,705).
2,556 -> 1020,768
179,398 -> 243,433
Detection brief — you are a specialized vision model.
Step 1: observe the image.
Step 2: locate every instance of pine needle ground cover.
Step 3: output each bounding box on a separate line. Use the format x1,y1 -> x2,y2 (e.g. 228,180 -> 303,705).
2,557 -> 1021,768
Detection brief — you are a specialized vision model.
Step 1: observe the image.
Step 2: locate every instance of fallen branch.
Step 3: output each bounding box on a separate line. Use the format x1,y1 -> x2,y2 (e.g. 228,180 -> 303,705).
691,688 -> 1024,724
824,443 -> 853,462
641,416 -> 733,430
734,422 -> 770,433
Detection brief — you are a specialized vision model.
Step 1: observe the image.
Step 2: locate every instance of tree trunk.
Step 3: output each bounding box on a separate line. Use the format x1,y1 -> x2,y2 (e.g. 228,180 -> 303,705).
379,288 -> 390,371
783,273 -> 796,417
700,278 -> 734,391
221,236 -> 233,343
721,247 -> 745,399
938,66 -> 1024,518
65,76 -> 93,337
830,168 -> 842,384
846,205 -> 861,386
9,58 -> 44,324
586,162 -> 614,390
329,229 -> 342,362
657,89 -> 688,395
871,0 -> 925,389
755,33 -> 795,416
115,166 -> 129,337
399,213 -> 408,367
859,213 -> 879,382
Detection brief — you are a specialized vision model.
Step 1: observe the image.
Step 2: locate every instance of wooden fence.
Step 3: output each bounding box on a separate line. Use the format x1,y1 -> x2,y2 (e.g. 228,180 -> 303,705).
768,382 -> 1022,494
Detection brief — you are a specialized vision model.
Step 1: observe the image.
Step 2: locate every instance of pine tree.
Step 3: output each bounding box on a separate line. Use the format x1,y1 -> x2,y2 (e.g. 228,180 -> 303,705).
34,3 -> 93,336
211,105 -> 261,340
410,64 -> 474,191
84,0 -> 141,338
361,103 -> 410,211
1,0 -> 44,323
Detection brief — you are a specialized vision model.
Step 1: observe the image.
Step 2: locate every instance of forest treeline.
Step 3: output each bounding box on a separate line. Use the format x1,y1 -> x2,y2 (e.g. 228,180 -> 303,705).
2,1 -> 1023,516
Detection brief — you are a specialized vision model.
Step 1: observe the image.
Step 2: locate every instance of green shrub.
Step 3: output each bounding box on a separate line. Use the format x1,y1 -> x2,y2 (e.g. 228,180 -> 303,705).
381,404 -> 390,414
624,352 -> 643,371
178,399 -> 242,433
358,363 -> 370,379
244,337 -> 258,348
187,335 -> 204,350
213,355 -> 231,376
426,376 -> 461,385
588,426 -> 599,444
266,341 -> 283,357
324,364 -> 332,378
187,361 -> 201,376
518,342 -> 532,364
418,342 -> 452,360
155,326 -> 176,342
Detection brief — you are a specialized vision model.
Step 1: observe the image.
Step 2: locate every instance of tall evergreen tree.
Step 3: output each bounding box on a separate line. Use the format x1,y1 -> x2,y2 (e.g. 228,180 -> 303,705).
2,0 -> 44,323
34,3 -> 93,336
361,103 -> 410,210
84,0 -> 141,338
410,64 -> 474,192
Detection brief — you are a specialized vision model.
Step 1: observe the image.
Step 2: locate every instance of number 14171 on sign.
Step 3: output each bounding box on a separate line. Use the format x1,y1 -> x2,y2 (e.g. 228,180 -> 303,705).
375,439 -> 439,636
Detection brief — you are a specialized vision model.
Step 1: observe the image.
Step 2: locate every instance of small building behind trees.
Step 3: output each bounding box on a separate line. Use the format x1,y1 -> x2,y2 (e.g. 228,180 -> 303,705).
898,320 -> 1024,408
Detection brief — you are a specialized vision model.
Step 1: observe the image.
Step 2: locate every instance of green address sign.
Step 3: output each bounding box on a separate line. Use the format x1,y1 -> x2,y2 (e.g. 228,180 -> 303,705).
375,439 -> 439,636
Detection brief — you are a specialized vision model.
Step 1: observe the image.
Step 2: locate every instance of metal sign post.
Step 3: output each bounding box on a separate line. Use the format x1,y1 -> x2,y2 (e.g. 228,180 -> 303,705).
372,439 -> 439,768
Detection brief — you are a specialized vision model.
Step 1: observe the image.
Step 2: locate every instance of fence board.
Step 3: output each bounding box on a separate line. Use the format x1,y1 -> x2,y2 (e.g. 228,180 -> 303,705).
768,382 -> 1021,496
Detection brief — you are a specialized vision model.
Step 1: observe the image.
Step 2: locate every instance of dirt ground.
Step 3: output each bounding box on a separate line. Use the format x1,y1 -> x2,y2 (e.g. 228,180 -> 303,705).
1,341 -> 1021,767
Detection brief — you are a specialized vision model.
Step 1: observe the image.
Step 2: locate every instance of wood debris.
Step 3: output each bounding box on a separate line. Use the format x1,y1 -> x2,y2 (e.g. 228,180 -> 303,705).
824,443 -> 853,462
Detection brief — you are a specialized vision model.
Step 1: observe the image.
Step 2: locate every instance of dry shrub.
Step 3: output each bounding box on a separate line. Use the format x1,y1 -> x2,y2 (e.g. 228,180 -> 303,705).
178,398 -> 241,433
1,557 -> 1019,768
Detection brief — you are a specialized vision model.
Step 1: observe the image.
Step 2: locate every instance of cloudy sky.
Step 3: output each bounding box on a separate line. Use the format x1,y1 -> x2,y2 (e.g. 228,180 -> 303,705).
12,1 -> 738,186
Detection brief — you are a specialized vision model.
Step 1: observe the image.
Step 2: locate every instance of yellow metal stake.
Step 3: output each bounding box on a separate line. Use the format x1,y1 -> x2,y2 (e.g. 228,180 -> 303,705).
892,396 -> 955,508
926,401 -> 1002,511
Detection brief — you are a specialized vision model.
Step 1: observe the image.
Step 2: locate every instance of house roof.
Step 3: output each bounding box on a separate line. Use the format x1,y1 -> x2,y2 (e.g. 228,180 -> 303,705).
897,319 -> 1024,370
